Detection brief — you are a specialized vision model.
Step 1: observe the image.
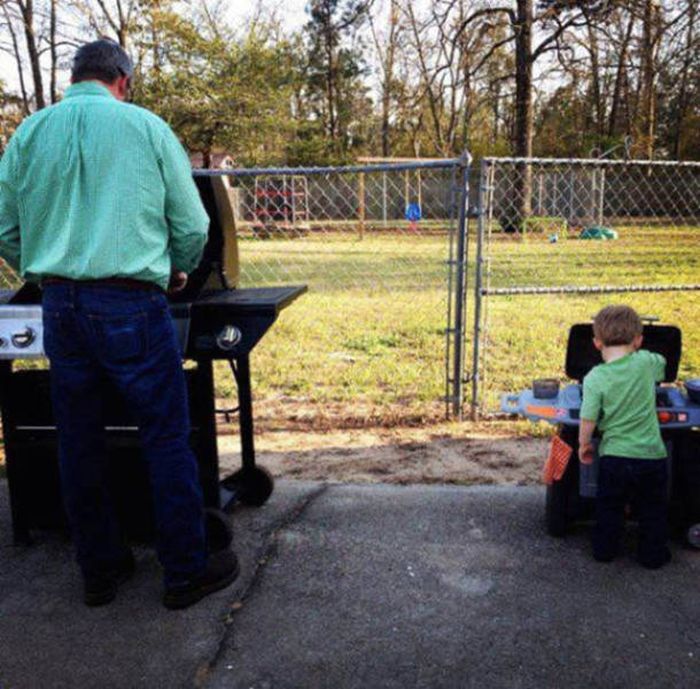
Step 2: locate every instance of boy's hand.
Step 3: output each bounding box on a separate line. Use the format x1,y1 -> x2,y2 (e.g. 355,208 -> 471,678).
579,443 -> 595,465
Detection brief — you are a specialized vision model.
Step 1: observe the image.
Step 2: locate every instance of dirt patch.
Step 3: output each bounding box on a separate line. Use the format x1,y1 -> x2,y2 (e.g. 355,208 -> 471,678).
218,421 -> 550,486
247,398 -> 449,432
0,397 -> 550,487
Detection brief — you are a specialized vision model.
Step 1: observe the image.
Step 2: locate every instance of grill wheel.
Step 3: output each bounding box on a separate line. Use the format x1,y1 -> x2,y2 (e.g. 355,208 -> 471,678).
221,466 -> 275,508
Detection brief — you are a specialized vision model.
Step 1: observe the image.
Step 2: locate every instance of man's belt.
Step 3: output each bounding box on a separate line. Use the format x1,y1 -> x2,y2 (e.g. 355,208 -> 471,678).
42,276 -> 164,293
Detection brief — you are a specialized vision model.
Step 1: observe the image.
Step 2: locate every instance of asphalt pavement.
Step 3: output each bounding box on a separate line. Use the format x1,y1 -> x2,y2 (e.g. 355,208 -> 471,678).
0,479 -> 698,689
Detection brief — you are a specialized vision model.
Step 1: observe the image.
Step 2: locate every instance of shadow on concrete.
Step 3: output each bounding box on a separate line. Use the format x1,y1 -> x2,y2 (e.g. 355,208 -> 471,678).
1,480 -> 698,689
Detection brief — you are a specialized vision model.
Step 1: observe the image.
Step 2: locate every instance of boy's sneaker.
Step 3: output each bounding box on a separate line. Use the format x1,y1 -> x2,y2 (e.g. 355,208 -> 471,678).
163,550 -> 240,610
84,550 -> 136,607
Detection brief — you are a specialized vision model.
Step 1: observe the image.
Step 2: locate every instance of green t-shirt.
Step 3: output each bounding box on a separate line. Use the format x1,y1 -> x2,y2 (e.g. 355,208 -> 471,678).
580,349 -> 667,459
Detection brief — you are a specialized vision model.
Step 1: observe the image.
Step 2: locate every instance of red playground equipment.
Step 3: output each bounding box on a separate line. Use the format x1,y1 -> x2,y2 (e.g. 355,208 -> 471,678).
253,176 -> 310,237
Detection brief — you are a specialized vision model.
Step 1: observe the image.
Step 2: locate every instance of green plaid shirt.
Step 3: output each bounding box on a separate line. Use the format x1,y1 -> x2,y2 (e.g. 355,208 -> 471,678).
0,81 -> 209,290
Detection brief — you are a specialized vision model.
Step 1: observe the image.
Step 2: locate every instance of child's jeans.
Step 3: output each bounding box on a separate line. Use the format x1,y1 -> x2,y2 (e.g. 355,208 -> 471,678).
593,455 -> 669,567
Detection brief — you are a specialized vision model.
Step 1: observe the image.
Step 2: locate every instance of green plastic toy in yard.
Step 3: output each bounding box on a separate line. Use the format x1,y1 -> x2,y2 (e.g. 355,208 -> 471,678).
579,226 -> 619,240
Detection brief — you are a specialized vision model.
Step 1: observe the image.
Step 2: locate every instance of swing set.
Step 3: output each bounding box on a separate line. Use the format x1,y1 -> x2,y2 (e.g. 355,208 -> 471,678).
356,157 -> 442,238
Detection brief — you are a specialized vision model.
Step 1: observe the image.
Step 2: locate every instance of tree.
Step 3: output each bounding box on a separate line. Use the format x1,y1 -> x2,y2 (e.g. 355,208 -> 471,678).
650,0 -> 699,159
69,0 -> 140,47
1,0 -> 46,109
451,0 -> 610,224
0,80 -> 23,148
389,0 -> 513,157
1,0 -> 699,166
0,0 -> 31,113
1,0 -> 80,111
304,0 -> 373,160
134,4 -> 298,166
662,0 -> 699,158
368,0 -> 402,156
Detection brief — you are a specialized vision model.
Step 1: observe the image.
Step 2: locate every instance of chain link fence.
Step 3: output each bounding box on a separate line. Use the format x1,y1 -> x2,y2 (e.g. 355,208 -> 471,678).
0,158 -> 469,426
470,157 -> 700,418
3,153 -> 698,426
203,159 -> 468,425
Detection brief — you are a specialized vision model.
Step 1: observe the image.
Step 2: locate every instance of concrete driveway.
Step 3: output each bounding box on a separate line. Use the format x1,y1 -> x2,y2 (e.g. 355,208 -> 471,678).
0,480 -> 698,689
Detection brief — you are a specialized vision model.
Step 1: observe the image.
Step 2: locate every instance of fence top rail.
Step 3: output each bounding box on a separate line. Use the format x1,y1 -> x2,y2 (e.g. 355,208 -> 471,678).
481,156 -> 700,169
193,158 -> 463,178
483,284 -> 700,296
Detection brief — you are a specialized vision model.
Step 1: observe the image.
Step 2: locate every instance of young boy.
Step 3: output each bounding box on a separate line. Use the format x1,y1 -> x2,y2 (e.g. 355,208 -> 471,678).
579,305 -> 670,569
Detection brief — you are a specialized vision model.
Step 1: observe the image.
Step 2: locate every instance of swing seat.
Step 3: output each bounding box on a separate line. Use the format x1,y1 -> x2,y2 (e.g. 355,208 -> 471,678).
405,202 -> 422,222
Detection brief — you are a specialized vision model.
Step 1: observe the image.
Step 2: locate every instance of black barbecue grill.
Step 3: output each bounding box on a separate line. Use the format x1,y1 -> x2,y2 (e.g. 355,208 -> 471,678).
0,174 -> 306,545
501,320 -> 700,543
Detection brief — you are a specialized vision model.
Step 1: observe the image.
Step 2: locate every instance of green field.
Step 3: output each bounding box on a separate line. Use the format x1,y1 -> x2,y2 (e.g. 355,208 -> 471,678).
218,232 -> 452,422
476,226 -> 699,412
230,226 -> 699,423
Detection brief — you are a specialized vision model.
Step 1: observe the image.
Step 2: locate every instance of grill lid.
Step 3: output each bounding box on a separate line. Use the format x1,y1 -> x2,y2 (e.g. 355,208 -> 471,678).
170,174 -> 240,303
565,323 -> 681,382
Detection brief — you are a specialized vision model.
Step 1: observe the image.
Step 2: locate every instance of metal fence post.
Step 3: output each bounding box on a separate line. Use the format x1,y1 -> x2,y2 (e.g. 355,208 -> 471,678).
450,150 -> 472,420
470,159 -> 489,421
382,171 -> 388,227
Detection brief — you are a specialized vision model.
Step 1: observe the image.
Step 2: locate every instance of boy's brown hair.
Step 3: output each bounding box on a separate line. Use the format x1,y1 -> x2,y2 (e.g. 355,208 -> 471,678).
593,305 -> 642,346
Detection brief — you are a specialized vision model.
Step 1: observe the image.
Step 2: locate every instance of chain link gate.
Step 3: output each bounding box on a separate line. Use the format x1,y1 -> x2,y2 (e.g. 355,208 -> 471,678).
469,157 -> 700,419
195,157 -> 471,424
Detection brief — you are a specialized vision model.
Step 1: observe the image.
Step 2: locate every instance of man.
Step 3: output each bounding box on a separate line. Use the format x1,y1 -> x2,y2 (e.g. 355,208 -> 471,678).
0,39 -> 239,609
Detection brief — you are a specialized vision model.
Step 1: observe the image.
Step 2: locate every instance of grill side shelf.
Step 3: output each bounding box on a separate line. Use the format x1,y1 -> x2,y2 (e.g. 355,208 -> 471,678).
185,286 -> 307,359
192,286 -> 307,315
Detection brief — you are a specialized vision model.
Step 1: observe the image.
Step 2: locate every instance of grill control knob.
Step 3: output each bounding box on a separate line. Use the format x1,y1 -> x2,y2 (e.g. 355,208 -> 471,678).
216,325 -> 242,351
0,337 -> 6,348
11,327 -> 36,349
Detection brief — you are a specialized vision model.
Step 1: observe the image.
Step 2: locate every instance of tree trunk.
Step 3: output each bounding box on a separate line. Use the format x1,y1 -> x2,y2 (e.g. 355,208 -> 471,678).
608,13 -> 634,138
585,15 -> 604,142
380,0 -> 399,157
325,40 -> 337,141
638,0 -> 661,160
511,0 -> 533,229
672,0 -> 696,159
50,0 -> 58,104
514,0 -> 533,159
18,0 -> 45,110
460,68 -> 471,152
320,5 -> 338,143
491,79 -> 500,146
2,1 -> 31,113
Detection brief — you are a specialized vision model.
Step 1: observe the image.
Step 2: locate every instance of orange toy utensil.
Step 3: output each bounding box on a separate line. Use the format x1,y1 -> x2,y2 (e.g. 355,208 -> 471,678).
543,436 -> 573,485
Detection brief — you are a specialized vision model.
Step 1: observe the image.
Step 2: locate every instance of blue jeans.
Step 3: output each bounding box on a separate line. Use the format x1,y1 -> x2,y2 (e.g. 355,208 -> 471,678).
593,455 -> 669,567
42,283 -> 206,586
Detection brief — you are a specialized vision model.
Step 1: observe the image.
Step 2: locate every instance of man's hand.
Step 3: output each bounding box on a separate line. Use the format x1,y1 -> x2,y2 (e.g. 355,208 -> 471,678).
168,270 -> 188,294
579,442 -> 595,465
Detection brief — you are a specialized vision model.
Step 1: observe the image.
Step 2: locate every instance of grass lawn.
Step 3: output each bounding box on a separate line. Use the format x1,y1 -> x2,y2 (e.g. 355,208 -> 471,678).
475,226 -> 699,412
230,225 -> 699,423
3,226 -> 693,428
218,232 -> 452,422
